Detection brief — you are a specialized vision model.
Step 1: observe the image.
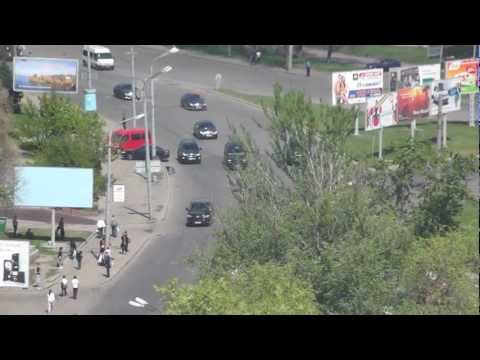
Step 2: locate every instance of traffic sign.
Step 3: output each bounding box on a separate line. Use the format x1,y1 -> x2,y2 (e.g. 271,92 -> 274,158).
113,184 -> 125,203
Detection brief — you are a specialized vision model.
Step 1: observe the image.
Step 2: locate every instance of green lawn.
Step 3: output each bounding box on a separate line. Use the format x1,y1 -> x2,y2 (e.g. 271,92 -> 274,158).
458,198 -> 479,229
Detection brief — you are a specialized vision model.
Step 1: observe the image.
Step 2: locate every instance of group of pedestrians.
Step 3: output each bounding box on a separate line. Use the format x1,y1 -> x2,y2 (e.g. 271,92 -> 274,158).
46,275 -> 79,314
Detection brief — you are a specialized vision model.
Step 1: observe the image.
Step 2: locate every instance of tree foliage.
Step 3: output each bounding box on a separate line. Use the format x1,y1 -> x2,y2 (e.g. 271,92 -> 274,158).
156,263 -> 320,315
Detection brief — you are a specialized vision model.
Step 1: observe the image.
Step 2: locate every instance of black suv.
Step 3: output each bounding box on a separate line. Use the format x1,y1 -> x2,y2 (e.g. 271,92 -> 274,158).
193,120 -> 218,139
224,141 -> 247,170
185,201 -> 213,226
181,93 -> 207,111
177,139 -> 202,164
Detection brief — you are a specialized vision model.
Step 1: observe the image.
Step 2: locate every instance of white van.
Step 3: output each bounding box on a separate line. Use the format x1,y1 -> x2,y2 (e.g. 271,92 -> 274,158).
82,45 -> 115,70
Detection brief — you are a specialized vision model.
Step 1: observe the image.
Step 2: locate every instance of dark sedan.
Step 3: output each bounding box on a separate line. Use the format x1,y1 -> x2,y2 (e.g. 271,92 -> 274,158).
185,201 -> 213,226
121,145 -> 170,161
366,59 -> 401,72
193,120 -> 218,139
181,93 -> 207,111
113,83 -> 140,101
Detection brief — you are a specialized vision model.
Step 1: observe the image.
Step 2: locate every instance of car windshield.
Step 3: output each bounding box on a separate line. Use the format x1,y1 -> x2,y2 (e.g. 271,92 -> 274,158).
188,95 -> 202,102
190,202 -> 209,212
121,84 -> 132,91
199,121 -> 214,129
227,143 -> 244,154
96,53 -> 113,59
182,143 -> 198,151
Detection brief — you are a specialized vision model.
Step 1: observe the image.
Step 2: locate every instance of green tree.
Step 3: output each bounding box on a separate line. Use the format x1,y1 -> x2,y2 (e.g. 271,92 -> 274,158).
156,263 -> 320,315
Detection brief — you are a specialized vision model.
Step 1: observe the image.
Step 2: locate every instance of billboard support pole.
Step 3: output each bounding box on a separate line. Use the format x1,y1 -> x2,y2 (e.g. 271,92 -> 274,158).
354,105 -> 360,136
87,46 -> 92,89
50,208 -> 55,247
410,119 -> 416,139
442,114 -> 448,148
468,94 -> 475,127
378,125 -> 383,160
437,94 -> 443,153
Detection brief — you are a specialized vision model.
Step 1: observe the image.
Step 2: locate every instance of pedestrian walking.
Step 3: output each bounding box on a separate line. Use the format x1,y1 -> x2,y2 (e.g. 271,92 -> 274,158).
121,231 -> 130,253
35,263 -> 41,288
12,213 -> 18,238
60,275 -> 68,297
57,247 -> 64,269
47,289 -> 55,314
56,216 -> 65,241
76,250 -> 83,270
69,238 -> 77,259
111,215 -> 118,238
120,235 -> 127,255
72,276 -> 79,300
104,251 -> 111,278
96,219 -> 106,238
305,60 -> 311,77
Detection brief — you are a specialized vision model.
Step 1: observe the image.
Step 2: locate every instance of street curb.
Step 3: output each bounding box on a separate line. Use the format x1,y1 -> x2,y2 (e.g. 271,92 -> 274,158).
210,89 -> 263,112
161,168 -> 171,222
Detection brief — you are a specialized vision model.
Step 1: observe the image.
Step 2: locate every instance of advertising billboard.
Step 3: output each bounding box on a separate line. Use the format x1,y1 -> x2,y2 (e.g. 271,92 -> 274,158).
398,86 -> 430,120
14,167 -> 94,208
13,57 -> 79,93
389,64 -> 441,91
0,240 -> 30,288
445,58 -> 479,94
365,92 -> 399,131
332,69 -> 384,105
429,79 -> 462,116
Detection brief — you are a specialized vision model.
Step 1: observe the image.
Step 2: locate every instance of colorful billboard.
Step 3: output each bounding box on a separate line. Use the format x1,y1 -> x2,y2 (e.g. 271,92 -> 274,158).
14,167 -> 93,208
13,57 -> 79,93
365,93 -> 399,131
445,58 -> 479,94
397,86 -> 430,120
332,69 -> 383,105
390,64 -> 441,91
429,79 -> 462,116
0,240 -> 30,289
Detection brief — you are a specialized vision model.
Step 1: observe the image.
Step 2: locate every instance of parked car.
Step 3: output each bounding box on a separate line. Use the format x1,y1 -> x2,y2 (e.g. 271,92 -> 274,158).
112,128 -> 151,153
113,83 -> 140,101
193,120 -> 218,139
121,144 -> 170,161
181,93 -> 207,111
223,140 -> 247,170
185,201 -> 213,226
177,139 -> 202,164
366,59 -> 401,72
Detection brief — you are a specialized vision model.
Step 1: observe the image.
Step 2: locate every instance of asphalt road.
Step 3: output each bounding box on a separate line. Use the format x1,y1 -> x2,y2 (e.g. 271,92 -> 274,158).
25,45 -> 272,314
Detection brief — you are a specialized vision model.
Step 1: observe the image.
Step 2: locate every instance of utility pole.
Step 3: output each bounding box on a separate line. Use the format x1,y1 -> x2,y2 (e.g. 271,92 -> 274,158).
468,45 -> 476,127
286,45 -> 293,71
437,94 -> 443,152
105,129 -> 112,244
143,83 -> 153,221
227,45 -> 232,57
87,46 -> 92,89
129,47 -> 138,128
378,124 -> 383,160
150,79 -> 157,158
442,113 -> 448,148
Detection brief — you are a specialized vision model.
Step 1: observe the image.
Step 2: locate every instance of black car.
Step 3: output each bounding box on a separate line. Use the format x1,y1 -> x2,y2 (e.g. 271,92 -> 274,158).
177,139 -> 202,164
122,145 -> 170,161
193,120 -> 218,139
185,201 -> 213,226
366,59 -> 401,72
113,83 -> 140,101
224,141 -> 247,170
181,93 -> 207,111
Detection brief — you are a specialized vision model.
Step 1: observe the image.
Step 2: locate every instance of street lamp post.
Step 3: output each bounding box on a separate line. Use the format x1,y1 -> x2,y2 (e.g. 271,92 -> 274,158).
149,46 -> 178,158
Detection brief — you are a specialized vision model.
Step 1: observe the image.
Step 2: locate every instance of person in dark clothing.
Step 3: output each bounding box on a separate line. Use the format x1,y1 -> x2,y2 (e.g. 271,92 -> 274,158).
305,60 -> 311,77
76,250 -> 83,270
56,217 -> 65,241
57,247 -> 64,269
120,235 -> 127,255
122,113 -> 127,130
121,231 -> 130,253
104,252 -> 111,278
12,214 -> 18,238
69,239 -> 77,259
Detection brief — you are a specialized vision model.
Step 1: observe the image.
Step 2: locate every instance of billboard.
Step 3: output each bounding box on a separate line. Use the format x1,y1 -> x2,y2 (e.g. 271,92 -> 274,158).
14,167 -> 93,208
332,69 -> 383,105
390,64 -> 441,91
398,86 -> 430,120
0,240 -> 30,288
365,92 -> 399,131
445,58 -> 479,94
429,79 -> 461,116
13,57 -> 79,93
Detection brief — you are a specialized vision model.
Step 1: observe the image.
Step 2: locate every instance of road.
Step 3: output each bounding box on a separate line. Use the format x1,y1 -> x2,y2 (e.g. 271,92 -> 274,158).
6,45 -> 474,314
24,45 -> 273,314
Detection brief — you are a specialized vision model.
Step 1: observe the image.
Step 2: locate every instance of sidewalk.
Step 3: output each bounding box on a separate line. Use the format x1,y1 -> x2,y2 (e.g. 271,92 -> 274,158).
0,112 -> 172,314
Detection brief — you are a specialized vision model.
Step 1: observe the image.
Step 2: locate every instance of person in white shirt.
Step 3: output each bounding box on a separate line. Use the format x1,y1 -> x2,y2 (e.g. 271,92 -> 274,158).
72,276 -> 79,300
60,275 -> 68,297
47,290 -> 55,313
